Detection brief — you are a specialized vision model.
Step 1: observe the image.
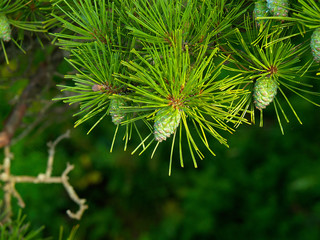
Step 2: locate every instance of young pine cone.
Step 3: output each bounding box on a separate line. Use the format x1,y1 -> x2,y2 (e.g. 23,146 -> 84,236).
266,0 -> 289,17
0,14 -> 11,42
253,76 -> 278,110
154,107 -> 181,142
110,98 -> 126,125
311,28 -> 320,63
254,0 -> 269,25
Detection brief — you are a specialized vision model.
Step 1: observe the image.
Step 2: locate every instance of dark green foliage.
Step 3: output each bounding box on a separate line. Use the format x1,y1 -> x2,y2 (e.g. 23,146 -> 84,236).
293,0 -> 320,28
0,0 -> 50,63
0,210 -> 45,240
0,209 -> 79,240
2,93 -> 320,240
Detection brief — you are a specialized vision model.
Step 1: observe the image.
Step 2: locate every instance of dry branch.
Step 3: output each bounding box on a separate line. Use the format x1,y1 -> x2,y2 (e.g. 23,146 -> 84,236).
0,131 -> 88,222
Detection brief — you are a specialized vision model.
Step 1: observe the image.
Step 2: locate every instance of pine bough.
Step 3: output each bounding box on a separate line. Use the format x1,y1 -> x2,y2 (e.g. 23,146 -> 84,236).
1,0 -> 320,174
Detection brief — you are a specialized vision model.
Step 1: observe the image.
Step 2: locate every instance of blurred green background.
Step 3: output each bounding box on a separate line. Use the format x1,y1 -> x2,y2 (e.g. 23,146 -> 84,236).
1,49 -> 320,240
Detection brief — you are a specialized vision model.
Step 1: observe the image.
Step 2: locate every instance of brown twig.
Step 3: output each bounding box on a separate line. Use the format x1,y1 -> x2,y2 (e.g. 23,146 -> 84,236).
0,105 -> 27,147
10,100 -> 55,145
0,47 -> 64,148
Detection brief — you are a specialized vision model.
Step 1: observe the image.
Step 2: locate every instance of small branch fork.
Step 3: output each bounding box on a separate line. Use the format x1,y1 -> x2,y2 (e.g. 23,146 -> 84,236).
0,131 -> 88,222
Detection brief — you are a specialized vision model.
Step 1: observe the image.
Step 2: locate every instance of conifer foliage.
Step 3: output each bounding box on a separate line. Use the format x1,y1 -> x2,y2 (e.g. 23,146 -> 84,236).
0,0 -> 51,63
47,0 -> 320,172
4,1 -> 320,238
2,0 -> 320,173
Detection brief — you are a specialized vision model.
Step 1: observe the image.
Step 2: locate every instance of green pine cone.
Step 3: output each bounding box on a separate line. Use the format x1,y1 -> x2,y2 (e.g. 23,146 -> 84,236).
311,28 -> 320,63
110,98 -> 126,125
254,0 -> 268,25
154,107 -> 181,142
0,14 -> 11,42
253,76 -> 278,110
266,0 -> 289,17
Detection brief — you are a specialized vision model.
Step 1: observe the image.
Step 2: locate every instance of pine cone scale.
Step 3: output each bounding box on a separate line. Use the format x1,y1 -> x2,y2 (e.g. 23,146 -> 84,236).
154,108 -> 181,142
311,28 -> 320,63
0,14 -> 11,42
253,77 -> 278,110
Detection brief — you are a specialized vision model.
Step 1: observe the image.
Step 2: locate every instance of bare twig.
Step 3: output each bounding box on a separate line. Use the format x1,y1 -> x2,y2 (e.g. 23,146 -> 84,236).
12,186 -> 25,208
62,164 -> 88,220
0,131 -> 88,222
46,130 -> 70,178
2,146 -> 13,222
